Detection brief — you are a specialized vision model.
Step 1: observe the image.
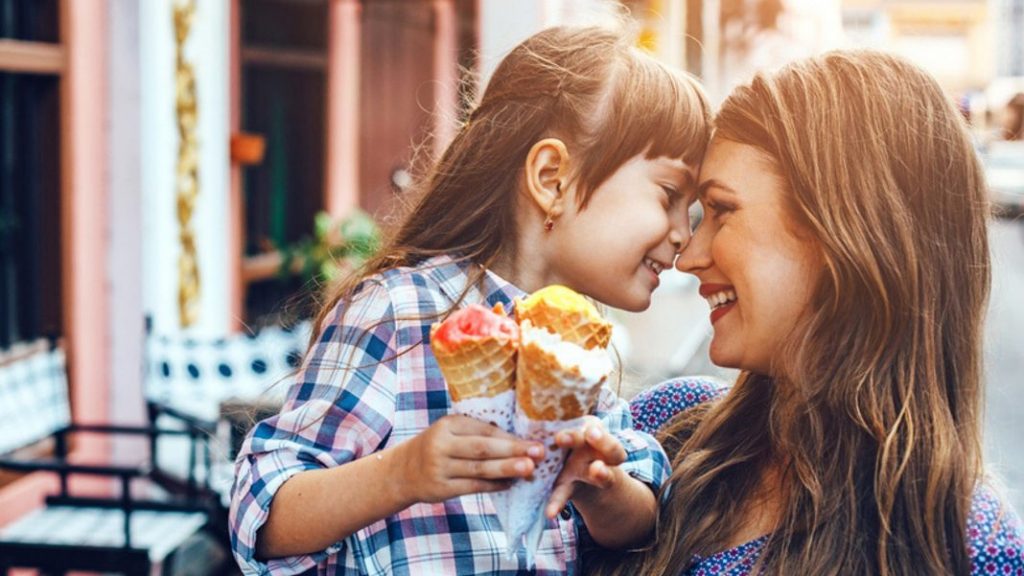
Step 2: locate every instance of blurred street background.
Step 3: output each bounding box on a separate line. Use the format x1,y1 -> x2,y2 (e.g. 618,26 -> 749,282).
1,0 -> 1022,571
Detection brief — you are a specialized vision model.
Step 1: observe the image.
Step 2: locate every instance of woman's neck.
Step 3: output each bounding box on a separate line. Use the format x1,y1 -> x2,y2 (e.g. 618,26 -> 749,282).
724,463 -> 787,549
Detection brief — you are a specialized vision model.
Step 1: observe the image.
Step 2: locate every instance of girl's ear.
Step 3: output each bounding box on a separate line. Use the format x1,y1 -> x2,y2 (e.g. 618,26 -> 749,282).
524,138 -> 570,219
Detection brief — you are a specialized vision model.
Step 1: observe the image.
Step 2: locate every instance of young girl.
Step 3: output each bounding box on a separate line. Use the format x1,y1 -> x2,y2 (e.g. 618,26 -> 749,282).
593,50 -> 1024,575
229,25 -> 711,575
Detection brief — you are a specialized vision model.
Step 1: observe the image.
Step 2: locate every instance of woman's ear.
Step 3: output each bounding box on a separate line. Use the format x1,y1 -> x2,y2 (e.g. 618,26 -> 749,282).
524,138 -> 570,219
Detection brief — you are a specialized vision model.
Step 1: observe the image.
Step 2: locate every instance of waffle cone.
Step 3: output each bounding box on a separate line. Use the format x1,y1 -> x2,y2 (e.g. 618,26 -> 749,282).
515,302 -> 611,350
431,325 -> 516,402
515,340 -> 605,421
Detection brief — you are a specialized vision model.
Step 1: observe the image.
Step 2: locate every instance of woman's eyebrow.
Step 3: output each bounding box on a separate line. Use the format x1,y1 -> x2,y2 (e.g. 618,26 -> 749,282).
697,179 -> 739,199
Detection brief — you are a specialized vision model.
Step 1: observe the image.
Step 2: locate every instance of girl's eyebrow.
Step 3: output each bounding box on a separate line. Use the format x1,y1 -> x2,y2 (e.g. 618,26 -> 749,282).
652,157 -> 696,187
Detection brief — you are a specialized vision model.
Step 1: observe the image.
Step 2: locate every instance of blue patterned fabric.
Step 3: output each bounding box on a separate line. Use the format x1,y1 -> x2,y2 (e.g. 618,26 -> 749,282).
631,377 -> 1024,576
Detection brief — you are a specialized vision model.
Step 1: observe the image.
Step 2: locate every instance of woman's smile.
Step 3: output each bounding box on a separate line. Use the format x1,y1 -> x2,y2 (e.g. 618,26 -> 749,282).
699,283 -> 738,324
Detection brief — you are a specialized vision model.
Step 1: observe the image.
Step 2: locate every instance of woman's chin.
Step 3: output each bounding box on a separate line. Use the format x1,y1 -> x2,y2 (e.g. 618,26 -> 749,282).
708,343 -> 740,371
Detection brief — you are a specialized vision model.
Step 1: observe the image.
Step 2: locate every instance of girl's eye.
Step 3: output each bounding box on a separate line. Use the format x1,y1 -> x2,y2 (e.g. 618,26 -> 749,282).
661,185 -> 681,206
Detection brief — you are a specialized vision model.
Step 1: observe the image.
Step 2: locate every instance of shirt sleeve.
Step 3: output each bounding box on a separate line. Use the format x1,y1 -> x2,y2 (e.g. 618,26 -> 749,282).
569,384 -> 671,553
229,280 -> 399,576
594,385 -> 670,492
628,376 -> 729,436
968,483 -> 1024,575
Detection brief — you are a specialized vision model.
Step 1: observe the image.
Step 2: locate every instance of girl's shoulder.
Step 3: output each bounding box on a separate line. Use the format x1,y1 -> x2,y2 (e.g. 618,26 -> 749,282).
353,255 -> 466,312
629,377 -> 730,435
968,482 -> 1023,573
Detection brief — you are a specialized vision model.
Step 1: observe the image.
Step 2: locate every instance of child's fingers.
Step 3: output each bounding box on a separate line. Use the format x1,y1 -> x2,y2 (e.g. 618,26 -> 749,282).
445,414 -> 519,439
584,459 -> 614,489
451,456 -> 535,480
545,480 -> 575,519
447,478 -> 514,496
583,424 -> 626,465
449,436 -> 544,461
554,416 -> 602,449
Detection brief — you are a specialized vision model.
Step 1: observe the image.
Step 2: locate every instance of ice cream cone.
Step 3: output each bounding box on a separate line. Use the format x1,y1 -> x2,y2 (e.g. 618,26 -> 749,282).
431,328 -> 516,402
515,285 -> 612,350
430,303 -> 518,403
515,322 -> 610,421
503,322 -> 613,560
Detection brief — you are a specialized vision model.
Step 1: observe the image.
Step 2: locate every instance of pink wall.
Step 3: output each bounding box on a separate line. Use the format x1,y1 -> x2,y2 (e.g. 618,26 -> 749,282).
0,0 -> 110,524
325,0 -> 362,218
433,0 -> 459,158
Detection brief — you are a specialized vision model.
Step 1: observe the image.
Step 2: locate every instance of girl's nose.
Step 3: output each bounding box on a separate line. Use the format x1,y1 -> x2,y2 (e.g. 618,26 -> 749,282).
668,227 -> 687,256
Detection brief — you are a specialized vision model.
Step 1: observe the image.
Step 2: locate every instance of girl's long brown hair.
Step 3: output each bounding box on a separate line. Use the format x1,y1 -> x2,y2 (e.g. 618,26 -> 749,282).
593,50 -> 990,575
310,24 -> 710,345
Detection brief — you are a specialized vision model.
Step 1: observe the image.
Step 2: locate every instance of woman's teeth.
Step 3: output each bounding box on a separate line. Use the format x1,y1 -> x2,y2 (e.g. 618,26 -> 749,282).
705,290 -> 737,309
644,258 -> 664,275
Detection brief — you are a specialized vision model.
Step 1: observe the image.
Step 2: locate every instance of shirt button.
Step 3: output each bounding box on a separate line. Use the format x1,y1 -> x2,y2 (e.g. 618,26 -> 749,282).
559,506 -> 572,520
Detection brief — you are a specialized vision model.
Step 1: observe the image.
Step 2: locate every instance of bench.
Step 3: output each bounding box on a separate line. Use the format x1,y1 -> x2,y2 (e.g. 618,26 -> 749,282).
0,339 -> 221,576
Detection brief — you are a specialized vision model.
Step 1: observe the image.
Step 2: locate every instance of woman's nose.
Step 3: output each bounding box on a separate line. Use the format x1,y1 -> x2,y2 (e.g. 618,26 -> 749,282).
675,225 -> 711,273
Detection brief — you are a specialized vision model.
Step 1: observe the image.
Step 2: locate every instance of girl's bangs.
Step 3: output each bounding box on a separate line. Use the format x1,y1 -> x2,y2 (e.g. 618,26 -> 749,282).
613,56 -> 710,165
579,56 -> 711,197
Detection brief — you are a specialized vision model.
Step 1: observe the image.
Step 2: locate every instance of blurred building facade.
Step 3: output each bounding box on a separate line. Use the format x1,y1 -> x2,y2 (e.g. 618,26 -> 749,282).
3,0 -> 1016,532
841,0 -> 994,91
997,0 -> 1024,76
0,0 -> 629,525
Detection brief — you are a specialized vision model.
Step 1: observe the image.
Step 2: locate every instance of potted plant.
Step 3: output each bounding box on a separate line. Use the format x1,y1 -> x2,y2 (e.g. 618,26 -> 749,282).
278,209 -> 380,288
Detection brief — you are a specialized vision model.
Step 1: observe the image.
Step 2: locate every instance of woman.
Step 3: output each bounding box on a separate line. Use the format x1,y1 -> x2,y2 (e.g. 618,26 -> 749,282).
594,50 -> 1023,575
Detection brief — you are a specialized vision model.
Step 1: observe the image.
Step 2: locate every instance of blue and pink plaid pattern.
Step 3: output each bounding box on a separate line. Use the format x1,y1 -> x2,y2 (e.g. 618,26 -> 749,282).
229,255 -> 670,575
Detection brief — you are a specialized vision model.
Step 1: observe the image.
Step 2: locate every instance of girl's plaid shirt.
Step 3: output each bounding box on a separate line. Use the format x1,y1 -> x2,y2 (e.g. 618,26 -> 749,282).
229,254 -> 671,575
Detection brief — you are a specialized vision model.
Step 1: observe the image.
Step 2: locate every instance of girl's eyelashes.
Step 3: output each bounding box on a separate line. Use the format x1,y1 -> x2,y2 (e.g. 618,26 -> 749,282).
660,184 -> 682,206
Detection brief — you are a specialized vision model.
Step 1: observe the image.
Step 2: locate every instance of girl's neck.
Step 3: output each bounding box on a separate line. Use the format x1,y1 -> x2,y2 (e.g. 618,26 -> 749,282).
488,250 -> 550,295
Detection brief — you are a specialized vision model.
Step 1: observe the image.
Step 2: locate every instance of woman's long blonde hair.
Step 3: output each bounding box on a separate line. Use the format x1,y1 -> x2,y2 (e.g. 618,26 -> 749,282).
311,24 -> 710,343
594,50 -> 990,575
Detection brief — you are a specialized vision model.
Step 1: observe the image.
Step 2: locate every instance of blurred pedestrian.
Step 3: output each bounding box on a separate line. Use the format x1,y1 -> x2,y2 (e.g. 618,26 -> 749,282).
592,50 -> 1023,575
1002,92 -> 1024,141
229,23 -> 712,575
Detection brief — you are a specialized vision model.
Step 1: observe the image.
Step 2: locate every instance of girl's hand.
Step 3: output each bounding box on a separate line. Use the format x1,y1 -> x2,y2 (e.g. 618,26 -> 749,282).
396,414 -> 544,505
544,416 -> 627,519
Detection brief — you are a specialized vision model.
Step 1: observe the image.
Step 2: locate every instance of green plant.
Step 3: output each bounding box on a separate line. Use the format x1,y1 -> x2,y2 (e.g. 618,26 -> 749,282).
279,209 -> 380,287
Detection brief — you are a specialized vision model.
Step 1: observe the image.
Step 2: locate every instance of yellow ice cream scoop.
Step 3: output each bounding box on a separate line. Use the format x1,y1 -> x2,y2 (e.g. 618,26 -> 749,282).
515,285 -> 612,350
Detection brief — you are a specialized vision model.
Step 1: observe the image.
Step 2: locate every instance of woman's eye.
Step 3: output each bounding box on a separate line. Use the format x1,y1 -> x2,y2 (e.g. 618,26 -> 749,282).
704,198 -> 732,220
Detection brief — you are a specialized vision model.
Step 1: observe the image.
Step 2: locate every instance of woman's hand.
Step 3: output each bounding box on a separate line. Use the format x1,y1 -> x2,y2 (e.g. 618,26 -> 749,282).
396,414 -> 545,505
544,416 -> 627,519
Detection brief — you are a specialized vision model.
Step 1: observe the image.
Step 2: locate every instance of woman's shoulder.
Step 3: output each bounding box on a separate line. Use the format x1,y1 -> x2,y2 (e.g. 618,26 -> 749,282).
968,482 -> 1023,573
629,376 -> 730,435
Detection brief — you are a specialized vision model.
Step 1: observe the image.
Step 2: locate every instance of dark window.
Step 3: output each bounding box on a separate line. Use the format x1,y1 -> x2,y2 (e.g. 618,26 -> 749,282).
243,0 -> 328,52
0,72 -> 62,349
240,0 -> 328,323
242,66 -> 324,256
0,0 -> 59,43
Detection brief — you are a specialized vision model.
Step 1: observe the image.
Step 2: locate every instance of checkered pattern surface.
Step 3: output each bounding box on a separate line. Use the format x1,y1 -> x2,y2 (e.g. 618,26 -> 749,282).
0,505 -> 207,562
145,322 -> 311,421
230,255 -> 672,576
0,345 -> 70,454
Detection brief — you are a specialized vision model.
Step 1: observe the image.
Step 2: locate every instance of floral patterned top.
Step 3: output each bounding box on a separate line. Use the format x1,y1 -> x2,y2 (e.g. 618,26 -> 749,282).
630,377 -> 1024,576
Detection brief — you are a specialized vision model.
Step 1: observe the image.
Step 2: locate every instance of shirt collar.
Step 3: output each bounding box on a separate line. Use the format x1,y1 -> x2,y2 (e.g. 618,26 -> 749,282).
421,254 -> 526,315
